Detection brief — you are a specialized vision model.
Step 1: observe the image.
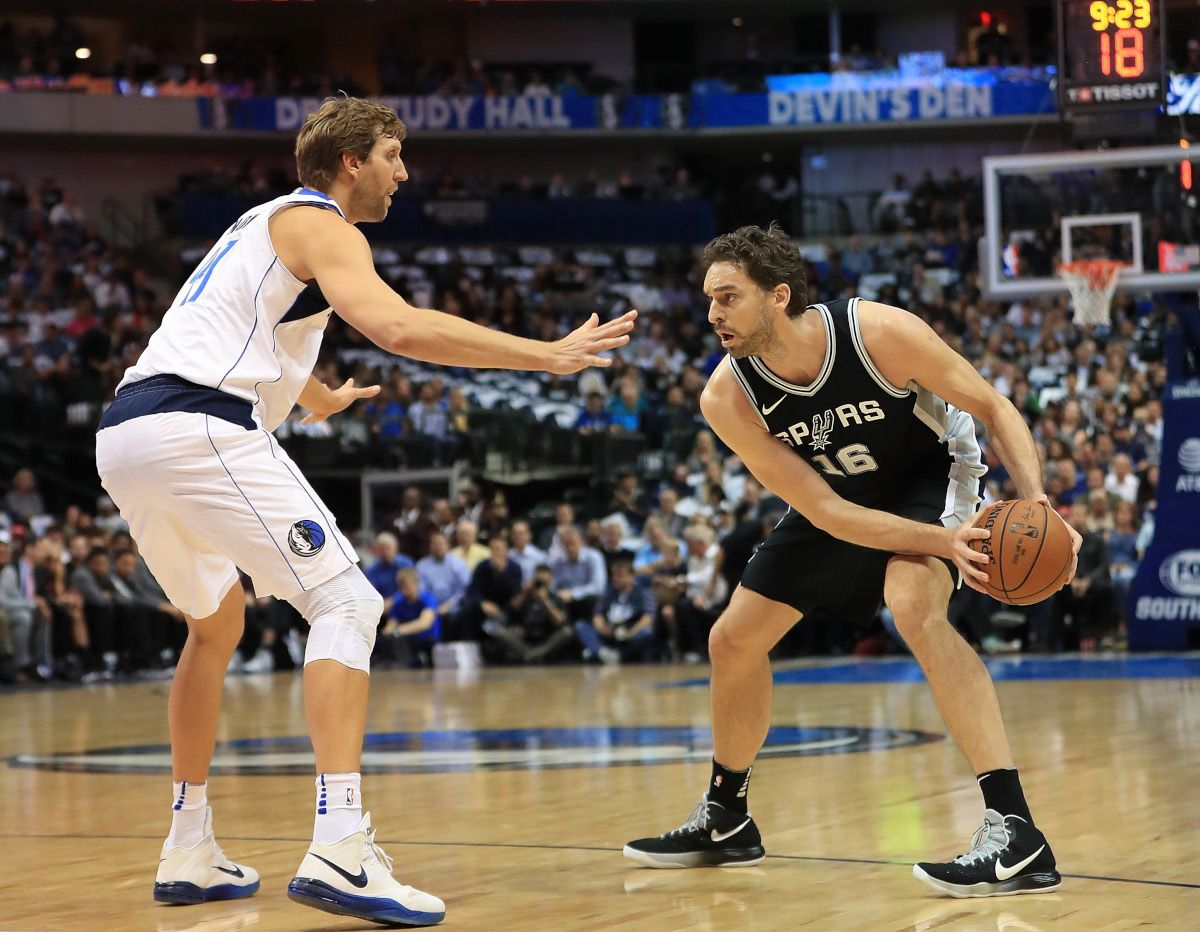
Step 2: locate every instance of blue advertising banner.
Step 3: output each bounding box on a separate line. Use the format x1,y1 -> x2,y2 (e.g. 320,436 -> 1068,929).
194,71 -> 1200,133
196,69 -> 1058,133
198,94 -> 600,132
1128,343 -> 1200,650
759,68 -> 1054,127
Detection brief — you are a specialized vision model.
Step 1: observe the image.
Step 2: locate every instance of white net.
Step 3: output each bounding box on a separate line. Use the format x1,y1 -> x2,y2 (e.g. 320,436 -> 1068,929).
1058,260 -> 1123,326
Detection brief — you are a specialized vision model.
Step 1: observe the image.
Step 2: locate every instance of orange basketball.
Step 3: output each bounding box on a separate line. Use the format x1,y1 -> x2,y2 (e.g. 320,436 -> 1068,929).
968,499 -> 1074,605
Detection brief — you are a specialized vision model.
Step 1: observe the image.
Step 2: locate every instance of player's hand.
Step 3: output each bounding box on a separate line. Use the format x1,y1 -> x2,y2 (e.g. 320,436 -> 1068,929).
948,524 -> 992,592
301,378 -> 381,424
1035,495 -> 1081,584
545,310 -> 637,374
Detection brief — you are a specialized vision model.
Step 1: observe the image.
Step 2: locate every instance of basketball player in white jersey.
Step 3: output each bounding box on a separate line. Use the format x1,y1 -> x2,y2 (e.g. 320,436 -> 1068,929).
94,96 -> 635,927
623,224 -> 1081,898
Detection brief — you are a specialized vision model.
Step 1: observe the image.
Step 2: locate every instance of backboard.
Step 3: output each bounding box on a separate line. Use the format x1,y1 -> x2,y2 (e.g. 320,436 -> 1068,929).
982,145 -> 1200,298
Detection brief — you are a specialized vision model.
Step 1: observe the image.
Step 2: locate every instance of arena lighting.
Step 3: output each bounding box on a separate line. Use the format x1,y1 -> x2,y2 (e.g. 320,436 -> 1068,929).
200,52 -> 218,65
74,47 -> 90,60
732,16 -> 743,26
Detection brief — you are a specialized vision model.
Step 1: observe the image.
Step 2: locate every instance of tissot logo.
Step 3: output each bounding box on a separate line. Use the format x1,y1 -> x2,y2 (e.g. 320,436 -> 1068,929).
7,726 -> 941,775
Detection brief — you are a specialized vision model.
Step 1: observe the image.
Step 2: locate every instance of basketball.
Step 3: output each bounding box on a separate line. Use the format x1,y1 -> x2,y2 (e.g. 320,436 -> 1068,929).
969,499 -> 1073,605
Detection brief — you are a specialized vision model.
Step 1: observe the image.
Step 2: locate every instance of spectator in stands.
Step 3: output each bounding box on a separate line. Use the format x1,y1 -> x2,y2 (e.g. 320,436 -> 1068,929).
508,519 -> 546,584
648,486 -> 687,539
379,567 -> 440,667
649,538 -> 689,660
458,535 -> 523,643
540,502 -> 578,560
549,525 -> 607,623
485,563 -> 574,663
416,530 -> 471,626
574,392 -> 611,432
596,517 -> 636,574
0,538 -> 36,681
451,518 -> 489,571
1105,453 -> 1139,504
69,546 -> 121,676
408,380 -> 455,466
391,486 -> 436,559
1106,500 -> 1140,627
576,558 -> 656,664
94,495 -> 128,534
607,379 -> 645,432
1058,502 -> 1114,652
674,523 -> 727,662
111,546 -> 183,657
5,468 -> 44,523
364,531 -> 415,609
607,470 -> 647,534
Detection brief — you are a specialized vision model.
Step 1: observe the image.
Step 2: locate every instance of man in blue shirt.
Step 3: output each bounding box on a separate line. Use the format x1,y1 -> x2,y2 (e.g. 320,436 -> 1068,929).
379,568 -> 440,667
549,525 -> 607,623
364,531 -> 414,609
415,530 -> 470,626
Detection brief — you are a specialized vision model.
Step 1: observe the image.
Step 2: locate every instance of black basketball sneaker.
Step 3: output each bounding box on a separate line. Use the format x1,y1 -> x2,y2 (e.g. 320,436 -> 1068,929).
913,809 -> 1061,897
623,796 -> 765,868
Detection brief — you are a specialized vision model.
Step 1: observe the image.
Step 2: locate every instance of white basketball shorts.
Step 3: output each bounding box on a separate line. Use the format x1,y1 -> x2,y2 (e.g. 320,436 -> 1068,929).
96,411 -> 357,618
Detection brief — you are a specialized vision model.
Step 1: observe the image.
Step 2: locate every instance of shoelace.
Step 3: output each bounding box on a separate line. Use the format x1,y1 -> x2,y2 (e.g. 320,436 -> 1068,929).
953,817 -> 1011,866
364,827 -> 395,876
667,799 -> 710,838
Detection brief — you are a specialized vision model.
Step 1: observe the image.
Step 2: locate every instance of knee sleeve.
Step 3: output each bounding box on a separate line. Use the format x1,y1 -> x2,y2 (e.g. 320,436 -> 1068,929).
288,566 -> 384,674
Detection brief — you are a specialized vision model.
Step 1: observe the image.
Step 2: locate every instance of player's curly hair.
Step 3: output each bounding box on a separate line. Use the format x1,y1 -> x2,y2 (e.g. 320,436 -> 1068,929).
294,94 -> 406,192
702,222 -> 808,317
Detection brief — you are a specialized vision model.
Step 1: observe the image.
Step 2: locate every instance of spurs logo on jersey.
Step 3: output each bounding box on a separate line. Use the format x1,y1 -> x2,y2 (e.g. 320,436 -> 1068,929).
809,410 -> 834,450
727,297 -> 985,510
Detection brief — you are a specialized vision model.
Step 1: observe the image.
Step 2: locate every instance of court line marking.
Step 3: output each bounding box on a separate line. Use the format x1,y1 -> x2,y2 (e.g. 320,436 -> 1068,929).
3,834 -> 1196,891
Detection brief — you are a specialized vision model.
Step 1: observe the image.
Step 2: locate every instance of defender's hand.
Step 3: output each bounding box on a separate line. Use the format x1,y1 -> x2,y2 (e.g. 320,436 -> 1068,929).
546,310 -> 638,374
301,378 -> 381,424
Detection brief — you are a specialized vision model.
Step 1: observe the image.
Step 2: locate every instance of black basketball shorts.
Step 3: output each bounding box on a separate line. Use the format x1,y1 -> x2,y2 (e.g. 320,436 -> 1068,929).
740,469 -> 967,626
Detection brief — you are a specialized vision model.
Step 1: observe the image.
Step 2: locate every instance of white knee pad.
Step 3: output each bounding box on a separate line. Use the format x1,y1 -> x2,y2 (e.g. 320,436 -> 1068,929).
289,566 -> 384,674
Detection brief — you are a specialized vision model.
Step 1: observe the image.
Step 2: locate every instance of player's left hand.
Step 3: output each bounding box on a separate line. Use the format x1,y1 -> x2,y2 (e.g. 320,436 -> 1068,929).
301,377 -> 381,424
1035,494 -> 1081,584
546,309 -> 638,374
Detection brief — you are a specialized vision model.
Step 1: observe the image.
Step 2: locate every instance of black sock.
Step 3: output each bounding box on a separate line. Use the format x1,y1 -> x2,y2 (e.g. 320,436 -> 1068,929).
709,759 -> 751,814
977,768 -> 1032,823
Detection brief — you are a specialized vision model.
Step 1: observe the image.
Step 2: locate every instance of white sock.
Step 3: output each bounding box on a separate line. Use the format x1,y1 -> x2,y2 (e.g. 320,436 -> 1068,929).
165,780 -> 208,849
313,772 -> 363,844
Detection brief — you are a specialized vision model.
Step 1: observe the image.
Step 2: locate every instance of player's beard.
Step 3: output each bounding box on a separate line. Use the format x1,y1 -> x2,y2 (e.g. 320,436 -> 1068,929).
351,178 -> 390,222
727,304 -> 781,359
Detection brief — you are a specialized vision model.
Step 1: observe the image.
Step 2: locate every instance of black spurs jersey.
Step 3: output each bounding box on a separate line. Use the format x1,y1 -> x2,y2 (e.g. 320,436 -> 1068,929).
727,297 -> 985,516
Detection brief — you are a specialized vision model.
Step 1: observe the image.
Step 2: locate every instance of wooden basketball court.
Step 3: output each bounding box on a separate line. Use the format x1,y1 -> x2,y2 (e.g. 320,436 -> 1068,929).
2,655 -> 1198,930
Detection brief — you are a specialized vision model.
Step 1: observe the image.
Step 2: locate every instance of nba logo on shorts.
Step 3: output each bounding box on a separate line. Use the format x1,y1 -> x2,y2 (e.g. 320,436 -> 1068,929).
288,519 -> 326,557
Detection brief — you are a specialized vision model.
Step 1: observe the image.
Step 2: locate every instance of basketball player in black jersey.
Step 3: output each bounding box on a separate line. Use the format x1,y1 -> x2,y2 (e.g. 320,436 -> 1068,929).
623,225 -> 1081,897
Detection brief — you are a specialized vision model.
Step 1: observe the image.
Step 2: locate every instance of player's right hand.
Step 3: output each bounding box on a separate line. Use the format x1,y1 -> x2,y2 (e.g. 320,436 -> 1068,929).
948,524 -> 992,592
545,310 -> 638,374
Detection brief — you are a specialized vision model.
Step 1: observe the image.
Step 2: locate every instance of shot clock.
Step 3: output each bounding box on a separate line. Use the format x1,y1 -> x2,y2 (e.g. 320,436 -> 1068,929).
1057,0 -> 1165,113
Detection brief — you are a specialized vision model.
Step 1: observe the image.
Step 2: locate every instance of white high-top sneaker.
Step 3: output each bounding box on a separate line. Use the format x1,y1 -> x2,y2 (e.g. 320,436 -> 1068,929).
154,807 -> 260,905
288,812 -> 445,926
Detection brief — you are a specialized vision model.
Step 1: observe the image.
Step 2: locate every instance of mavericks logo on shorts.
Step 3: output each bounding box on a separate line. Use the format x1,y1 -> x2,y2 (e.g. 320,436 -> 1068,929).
288,519 -> 325,557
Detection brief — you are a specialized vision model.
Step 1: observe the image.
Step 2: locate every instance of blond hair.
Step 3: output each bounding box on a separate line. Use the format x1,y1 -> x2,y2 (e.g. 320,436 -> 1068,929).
294,95 -> 406,191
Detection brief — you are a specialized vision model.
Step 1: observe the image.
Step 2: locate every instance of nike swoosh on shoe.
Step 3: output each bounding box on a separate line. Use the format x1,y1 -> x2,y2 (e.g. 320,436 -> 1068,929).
214,865 -> 244,878
311,853 -> 369,888
995,845 -> 1045,881
710,818 -> 751,844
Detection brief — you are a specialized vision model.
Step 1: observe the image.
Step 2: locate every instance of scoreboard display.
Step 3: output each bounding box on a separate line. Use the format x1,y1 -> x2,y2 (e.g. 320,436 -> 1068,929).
1058,0 -> 1165,113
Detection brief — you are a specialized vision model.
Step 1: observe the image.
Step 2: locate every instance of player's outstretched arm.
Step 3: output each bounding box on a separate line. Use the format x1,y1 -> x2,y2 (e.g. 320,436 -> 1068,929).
273,206 -> 635,373
700,363 -> 991,587
856,300 -> 1082,581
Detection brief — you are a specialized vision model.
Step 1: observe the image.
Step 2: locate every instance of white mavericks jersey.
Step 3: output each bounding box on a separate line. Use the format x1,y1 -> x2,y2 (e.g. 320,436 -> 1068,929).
120,187 -> 344,431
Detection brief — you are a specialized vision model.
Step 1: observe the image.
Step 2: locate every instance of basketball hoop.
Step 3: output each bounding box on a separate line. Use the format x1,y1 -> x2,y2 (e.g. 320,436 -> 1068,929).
1057,259 -> 1124,327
